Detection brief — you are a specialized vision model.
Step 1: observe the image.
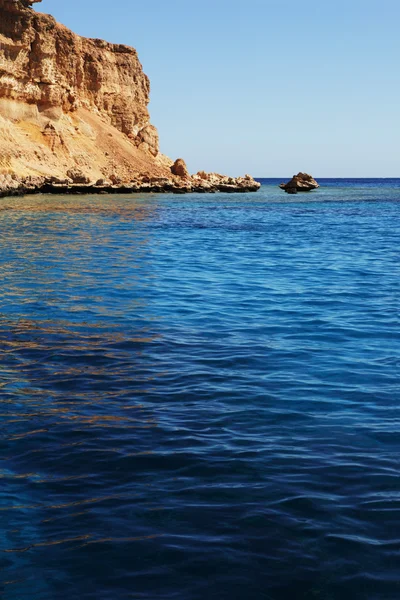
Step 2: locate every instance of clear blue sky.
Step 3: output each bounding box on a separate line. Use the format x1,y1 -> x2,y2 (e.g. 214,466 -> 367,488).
39,0 -> 399,177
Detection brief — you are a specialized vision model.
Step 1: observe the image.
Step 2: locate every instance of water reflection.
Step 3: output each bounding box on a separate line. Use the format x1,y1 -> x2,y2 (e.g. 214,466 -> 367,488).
0,189 -> 399,600
0,195 -> 166,593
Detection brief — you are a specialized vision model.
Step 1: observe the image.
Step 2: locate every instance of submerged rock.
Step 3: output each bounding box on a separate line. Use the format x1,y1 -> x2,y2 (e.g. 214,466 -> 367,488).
280,173 -> 320,193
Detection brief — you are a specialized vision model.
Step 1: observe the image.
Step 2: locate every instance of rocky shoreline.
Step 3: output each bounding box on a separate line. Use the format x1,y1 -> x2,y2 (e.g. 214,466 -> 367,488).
0,171 -> 261,199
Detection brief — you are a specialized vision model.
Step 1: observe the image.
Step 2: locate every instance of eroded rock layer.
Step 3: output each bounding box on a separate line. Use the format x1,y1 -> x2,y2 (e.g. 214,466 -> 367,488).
0,0 -> 260,195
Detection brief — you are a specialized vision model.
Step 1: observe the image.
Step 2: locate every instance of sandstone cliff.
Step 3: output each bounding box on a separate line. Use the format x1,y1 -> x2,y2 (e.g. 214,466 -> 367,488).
0,0 -> 260,195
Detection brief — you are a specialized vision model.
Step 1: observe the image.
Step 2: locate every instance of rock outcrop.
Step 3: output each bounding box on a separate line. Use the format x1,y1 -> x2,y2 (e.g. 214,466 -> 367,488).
0,172 -> 261,197
171,158 -> 190,179
0,0 -> 260,196
279,173 -> 320,194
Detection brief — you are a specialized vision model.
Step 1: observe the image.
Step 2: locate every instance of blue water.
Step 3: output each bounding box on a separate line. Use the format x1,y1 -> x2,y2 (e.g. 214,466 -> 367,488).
0,179 -> 399,599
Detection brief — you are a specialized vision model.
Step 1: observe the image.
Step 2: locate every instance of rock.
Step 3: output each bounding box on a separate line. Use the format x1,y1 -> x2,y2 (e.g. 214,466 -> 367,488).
280,173 -> 319,193
0,0 -> 163,183
134,125 -> 160,157
0,0 -> 41,12
171,159 -> 190,179
45,176 -> 72,185
0,1 -> 260,197
66,169 -> 91,184
110,174 -> 123,185
0,1 -> 154,151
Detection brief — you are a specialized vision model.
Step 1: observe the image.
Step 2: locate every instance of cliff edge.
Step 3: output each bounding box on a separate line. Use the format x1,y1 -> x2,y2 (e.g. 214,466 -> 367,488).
0,0 -> 260,195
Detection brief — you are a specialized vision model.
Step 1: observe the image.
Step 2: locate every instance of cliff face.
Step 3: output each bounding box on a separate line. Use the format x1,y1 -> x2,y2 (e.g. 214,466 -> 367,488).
0,0 -> 158,155
0,0 -> 169,183
0,0 -> 260,194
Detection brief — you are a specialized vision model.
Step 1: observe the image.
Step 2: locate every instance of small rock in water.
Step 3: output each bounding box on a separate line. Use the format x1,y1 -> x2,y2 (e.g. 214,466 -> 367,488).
280,173 -> 319,193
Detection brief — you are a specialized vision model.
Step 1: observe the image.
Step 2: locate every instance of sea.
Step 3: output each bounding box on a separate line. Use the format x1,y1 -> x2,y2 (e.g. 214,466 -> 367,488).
0,178 -> 399,600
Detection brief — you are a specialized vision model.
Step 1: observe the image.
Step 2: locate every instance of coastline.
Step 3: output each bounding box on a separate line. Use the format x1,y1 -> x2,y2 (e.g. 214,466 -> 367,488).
0,1 -> 261,200
0,175 -> 261,199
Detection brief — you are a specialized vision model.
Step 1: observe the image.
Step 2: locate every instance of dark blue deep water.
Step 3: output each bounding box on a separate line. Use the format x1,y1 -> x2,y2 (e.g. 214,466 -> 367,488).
0,179 -> 399,599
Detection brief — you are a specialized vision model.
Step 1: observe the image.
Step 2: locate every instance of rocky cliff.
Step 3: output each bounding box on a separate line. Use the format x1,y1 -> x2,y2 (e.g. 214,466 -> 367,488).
0,0 -> 260,195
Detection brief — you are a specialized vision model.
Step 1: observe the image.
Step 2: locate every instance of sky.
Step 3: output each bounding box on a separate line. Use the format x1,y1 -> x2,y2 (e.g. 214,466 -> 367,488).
38,0 -> 400,177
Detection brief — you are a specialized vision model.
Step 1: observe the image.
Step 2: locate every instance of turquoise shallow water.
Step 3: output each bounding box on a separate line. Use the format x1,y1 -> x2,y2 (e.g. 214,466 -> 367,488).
0,179 -> 399,599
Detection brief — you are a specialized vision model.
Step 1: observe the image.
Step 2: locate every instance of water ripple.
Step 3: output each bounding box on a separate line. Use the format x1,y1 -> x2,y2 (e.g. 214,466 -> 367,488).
0,183 -> 399,599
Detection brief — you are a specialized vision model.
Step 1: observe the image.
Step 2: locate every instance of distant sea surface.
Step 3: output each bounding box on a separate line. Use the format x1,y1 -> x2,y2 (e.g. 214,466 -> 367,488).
1,179 -> 399,600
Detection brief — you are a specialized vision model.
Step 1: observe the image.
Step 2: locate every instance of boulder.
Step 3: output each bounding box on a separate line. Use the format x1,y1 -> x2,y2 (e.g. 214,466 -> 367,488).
110,174 -> 123,185
66,169 -> 91,184
280,173 -> 319,193
171,158 -> 190,179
